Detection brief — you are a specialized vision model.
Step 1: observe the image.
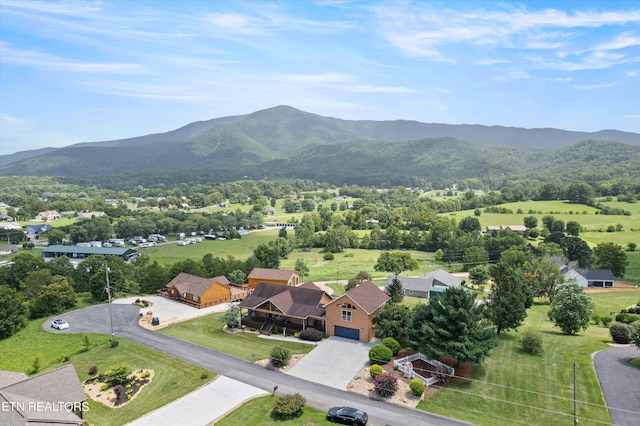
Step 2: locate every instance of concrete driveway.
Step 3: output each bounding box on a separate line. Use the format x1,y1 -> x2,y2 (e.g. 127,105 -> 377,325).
286,336 -> 374,390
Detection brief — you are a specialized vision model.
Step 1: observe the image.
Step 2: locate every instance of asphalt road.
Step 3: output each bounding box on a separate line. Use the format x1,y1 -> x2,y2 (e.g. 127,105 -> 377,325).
47,304 -> 471,426
593,346 -> 640,426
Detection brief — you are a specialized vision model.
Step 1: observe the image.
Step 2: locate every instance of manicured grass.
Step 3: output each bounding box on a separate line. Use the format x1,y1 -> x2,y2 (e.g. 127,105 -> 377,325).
215,395 -> 332,426
158,312 -> 316,361
416,290 -> 640,426
71,339 -> 212,426
0,318 -> 212,426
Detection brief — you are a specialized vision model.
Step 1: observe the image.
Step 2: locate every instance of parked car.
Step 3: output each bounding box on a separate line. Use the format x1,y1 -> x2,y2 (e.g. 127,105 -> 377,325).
326,407 -> 368,425
51,319 -> 69,330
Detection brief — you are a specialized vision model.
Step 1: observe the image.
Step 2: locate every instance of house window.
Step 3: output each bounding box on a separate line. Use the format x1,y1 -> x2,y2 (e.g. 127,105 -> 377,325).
341,310 -> 352,322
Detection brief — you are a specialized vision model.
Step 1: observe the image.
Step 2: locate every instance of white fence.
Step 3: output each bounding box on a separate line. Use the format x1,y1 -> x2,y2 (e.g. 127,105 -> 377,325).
393,353 -> 454,386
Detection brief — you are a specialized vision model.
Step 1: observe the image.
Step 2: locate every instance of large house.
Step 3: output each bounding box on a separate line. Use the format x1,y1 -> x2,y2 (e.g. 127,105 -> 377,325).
240,280 -> 390,342
239,282 -> 331,335
384,269 -> 462,299
563,268 -> 616,288
162,272 -> 248,308
0,365 -> 86,426
247,267 -> 299,289
325,281 -> 390,342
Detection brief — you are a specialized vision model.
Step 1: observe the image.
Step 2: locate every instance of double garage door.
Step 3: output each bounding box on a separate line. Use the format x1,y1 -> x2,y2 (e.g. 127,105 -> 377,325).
334,325 -> 360,341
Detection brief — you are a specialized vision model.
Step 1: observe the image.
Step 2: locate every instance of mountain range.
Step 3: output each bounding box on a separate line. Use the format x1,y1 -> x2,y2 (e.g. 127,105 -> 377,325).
2,105 -> 639,187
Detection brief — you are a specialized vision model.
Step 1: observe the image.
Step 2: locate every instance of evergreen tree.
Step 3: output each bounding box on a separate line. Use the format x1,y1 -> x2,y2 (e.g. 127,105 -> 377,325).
486,262 -> 528,334
385,277 -> 404,303
408,287 -> 498,366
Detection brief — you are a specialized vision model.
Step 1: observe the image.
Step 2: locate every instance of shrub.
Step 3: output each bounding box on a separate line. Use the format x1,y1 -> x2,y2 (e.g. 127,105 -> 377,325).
272,393 -> 306,418
409,378 -> 425,397
113,384 -> 125,400
270,346 -> 291,368
601,316 -> 613,327
610,323 -> 632,344
373,374 -> 398,398
299,328 -> 324,341
105,363 -> 132,385
520,330 -> 543,355
369,364 -> 384,378
88,365 -> 98,376
616,313 -> 640,324
323,252 -> 334,261
368,344 -> 393,364
382,337 -> 401,355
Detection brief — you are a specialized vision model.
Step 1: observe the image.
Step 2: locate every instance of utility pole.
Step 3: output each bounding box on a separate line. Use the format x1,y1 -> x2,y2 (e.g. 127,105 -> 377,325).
573,362 -> 578,425
105,262 -> 115,346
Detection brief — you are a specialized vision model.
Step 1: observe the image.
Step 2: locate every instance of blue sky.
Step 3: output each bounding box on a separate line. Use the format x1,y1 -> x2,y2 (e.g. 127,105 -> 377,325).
1,0 -> 639,155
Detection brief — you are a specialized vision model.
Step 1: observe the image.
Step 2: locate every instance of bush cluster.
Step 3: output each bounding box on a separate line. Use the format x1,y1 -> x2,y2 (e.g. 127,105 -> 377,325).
272,393 -> 306,418
520,329 -> 543,355
373,374 -> 398,398
299,328 -> 324,341
610,323 -> 632,344
369,344 -> 393,364
270,346 -> 291,368
615,313 -> 640,324
382,337 -> 401,356
409,378 -> 425,397
369,364 -> 384,378
105,364 -> 132,385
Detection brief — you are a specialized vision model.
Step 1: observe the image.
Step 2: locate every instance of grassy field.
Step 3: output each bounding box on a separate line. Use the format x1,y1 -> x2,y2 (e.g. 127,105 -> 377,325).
215,395 -> 332,426
0,318 -> 212,426
416,289 -> 640,426
158,312 -> 317,361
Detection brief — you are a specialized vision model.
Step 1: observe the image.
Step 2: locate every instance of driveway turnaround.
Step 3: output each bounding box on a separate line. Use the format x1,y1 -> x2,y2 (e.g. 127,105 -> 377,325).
593,346 -> 640,426
127,376 -> 267,426
287,336 -> 373,389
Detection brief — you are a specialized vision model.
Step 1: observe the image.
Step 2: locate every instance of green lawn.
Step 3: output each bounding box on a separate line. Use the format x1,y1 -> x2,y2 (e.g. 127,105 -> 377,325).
0,318 -> 212,426
416,290 -> 640,426
215,395 -> 332,426
158,312 -> 316,361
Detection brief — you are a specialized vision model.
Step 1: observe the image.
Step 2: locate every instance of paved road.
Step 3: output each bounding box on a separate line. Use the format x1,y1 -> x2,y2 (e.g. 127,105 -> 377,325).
593,346 -> 640,426
47,304 -> 470,426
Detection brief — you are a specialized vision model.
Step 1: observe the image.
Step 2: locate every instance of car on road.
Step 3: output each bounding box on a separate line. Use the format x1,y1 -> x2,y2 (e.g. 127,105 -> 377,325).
326,406 -> 368,425
51,319 -> 69,330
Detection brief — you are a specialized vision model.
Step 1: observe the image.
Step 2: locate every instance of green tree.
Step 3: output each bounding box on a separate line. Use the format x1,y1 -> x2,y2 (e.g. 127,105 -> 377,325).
523,257 -> 564,300
548,282 -> 593,335
374,251 -> 419,277
566,221 -> 581,237
385,277 -> 404,303
294,258 -> 309,280
408,287 -> 498,366
29,276 -> 77,318
372,303 -> 413,345
593,242 -> 628,278
487,262 -> 528,334
0,285 -> 28,339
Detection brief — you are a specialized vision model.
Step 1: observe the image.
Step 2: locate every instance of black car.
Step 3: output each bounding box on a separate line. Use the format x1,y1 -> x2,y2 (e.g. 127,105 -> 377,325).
327,406 -> 368,425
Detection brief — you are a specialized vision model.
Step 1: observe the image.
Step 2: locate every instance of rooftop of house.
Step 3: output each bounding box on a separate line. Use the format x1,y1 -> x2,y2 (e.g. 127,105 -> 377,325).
247,267 -> 298,281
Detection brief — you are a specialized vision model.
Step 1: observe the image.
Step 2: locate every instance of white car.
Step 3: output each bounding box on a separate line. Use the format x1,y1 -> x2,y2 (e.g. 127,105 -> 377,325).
51,319 -> 69,330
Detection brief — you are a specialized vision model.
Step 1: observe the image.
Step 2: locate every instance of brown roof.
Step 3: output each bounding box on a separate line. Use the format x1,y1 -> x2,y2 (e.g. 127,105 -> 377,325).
247,268 -> 298,281
166,272 -> 229,296
328,281 -> 389,314
0,365 -> 85,426
239,282 -> 326,318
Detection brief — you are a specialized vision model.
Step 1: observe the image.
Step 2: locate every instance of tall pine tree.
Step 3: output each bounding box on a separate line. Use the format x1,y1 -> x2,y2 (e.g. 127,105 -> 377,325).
408,287 -> 498,366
